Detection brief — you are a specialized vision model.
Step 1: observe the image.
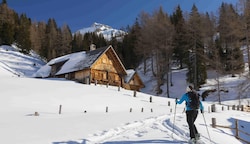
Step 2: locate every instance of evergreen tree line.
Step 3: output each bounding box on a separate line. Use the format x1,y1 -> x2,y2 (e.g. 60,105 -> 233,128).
123,1 -> 250,96
1,0 -> 250,96
0,1 -> 108,60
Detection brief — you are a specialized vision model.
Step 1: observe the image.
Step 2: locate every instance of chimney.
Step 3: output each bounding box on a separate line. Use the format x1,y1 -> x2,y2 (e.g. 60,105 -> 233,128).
90,44 -> 96,51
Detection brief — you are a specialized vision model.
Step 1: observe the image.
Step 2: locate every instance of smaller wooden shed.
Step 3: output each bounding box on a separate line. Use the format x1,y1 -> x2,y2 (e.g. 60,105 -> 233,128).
123,69 -> 145,91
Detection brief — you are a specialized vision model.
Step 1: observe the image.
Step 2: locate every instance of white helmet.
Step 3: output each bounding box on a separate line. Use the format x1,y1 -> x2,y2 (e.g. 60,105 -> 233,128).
186,85 -> 193,92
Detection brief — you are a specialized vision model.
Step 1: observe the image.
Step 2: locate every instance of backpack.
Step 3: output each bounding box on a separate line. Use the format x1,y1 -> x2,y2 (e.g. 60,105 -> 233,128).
187,91 -> 200,110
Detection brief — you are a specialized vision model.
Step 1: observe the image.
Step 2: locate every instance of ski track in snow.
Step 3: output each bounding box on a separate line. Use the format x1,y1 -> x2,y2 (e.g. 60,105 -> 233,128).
86,114 -> 188,144
85,113 -> 214,144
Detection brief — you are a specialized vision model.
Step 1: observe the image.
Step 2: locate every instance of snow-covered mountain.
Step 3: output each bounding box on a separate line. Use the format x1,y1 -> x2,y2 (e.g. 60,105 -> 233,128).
75,22 -> 127,41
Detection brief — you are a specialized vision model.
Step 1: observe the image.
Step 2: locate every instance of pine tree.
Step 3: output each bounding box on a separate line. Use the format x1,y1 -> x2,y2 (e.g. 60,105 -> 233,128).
121,20 -> 141,69
0,22 -> 14,44
137,7 -> 174,96
242,0 -> 250,75
30,21 -> 46,56
186,4 -> 207,90
171,5 -> 189,69
71,33 -> 84,52
137,12 -> 154,74
44,18 -> 58,60
36,22 -> 47,59
30,22 -> 40,52
0,2 -> 17,45
2,0 -> 6,4
15,14 -> 31,54
218,3 -> 244,76
60,24 -> 72,55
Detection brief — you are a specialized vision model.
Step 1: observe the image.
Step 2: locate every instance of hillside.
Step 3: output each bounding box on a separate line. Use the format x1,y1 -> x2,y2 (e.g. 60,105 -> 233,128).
0,45 -> 250,144
138,46 -> 250,104
0,45 -> 46,77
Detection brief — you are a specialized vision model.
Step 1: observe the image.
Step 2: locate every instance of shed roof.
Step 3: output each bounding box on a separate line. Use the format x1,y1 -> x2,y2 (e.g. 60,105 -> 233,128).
124,69 -> 136,83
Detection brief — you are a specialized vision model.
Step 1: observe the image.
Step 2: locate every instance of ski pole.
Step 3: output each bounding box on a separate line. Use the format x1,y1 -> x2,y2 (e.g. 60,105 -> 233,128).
202,113 -> 212,143
171,99 -> 177,137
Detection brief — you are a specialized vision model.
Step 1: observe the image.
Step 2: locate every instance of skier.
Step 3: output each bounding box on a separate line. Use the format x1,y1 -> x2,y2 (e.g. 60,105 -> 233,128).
176,85 -> 204,143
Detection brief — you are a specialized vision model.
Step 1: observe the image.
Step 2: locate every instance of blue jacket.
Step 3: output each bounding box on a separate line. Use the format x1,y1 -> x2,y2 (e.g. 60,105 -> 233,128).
176,93 -> 204,111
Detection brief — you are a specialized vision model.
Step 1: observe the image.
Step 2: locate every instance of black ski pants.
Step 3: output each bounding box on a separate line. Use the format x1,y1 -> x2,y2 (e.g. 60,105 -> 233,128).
186,110 -> 198,139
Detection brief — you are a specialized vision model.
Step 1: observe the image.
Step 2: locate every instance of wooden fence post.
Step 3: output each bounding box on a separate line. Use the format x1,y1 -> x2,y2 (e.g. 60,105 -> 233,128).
134,90 -> 136,97
34,112 -> 39,116
106,106 -> 108,113
151,108 -> 153,112
235,119 -> 239,139
141,107 -> 144,112
211,104 -> 216,112
59,105 -> 62,114
241,105 -> 244,111
212,118 -> 216,128
149,96 -> 152,103
232,105 -> 236,110
130,108 -> 132,113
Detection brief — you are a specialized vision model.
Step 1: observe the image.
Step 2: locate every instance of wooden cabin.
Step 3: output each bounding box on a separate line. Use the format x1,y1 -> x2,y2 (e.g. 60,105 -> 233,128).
35,45 -> 144,91
123,69 -> 145,91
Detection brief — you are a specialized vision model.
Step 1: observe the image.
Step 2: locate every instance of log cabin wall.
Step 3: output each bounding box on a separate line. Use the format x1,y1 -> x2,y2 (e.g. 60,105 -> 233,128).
92,53 -> 118,73
91,52 -> 122,86
74,69 -> 90,83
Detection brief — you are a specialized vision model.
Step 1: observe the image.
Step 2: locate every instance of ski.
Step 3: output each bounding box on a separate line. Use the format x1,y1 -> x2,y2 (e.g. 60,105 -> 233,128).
188,139 -> 206,144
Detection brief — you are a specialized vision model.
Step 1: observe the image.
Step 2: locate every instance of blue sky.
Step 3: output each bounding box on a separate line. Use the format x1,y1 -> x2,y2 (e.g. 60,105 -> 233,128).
7,0 -> 238,32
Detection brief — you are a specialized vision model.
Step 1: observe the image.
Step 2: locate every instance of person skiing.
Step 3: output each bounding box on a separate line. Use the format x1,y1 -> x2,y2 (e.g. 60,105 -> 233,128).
176,85 -> 204,143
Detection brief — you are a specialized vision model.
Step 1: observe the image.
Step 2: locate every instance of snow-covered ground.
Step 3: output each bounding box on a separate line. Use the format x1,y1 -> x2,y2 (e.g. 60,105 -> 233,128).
0,45 -> 250,144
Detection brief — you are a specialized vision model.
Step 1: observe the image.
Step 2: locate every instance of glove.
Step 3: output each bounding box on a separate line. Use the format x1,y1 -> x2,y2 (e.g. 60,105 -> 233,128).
200,109 -> 204,113
175,98 -> 178,104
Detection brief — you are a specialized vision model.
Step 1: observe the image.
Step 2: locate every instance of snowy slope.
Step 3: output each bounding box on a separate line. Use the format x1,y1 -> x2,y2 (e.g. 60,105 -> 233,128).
0,45 -> 250,144
0,45 -> 46,77
75,22 -> 127,41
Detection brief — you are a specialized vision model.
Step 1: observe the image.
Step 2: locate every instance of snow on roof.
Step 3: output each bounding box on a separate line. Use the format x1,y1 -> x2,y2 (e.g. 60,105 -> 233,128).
54,51 -> 86,75
124,69 -> 136,83
33,46 -> 109,78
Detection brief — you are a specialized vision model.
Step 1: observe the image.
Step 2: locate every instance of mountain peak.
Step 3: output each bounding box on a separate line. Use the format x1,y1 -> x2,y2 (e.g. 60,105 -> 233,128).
75,22 -> 127,41
91,22 -> 112,30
